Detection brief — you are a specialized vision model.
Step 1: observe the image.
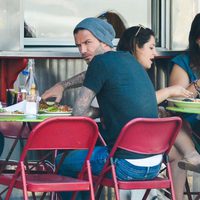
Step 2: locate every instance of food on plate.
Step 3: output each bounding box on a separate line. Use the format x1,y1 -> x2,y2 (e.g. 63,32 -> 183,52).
167,97 -> 200,109
182,98 -> 193,102
0,108 -> 6,113
12,110 -> 24,114
182,98 -> 200,102
0,109 -> 24,115
39,99 -> 72,113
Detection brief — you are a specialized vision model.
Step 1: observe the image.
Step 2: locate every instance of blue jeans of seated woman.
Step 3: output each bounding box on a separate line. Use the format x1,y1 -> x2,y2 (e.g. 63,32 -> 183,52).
56,146 -> 161,200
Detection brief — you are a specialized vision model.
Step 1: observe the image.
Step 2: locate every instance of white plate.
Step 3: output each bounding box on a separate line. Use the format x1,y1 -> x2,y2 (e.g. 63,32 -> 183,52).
39,112 -> 72,116
167,98 -> 200,109
40,110 -> 72,115
0,113 -> 28,118
0,112 -> 72,119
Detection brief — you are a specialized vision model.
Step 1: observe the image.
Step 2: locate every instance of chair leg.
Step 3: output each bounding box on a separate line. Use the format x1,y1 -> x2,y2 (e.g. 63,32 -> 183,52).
142,189 -> 150,200
5,188 -> 13,200
95,185 -> 103,200
0,186 -> 8,197
110,158 -> 119,200
40,192 -> 48,200
86,161 -> 95,200
185,178 -> 193,200
166,163 -> 176,200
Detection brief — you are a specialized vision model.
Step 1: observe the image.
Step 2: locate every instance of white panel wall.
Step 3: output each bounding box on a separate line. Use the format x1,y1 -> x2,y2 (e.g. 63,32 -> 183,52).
0,0 -> 23,50
171,0 -> 200,50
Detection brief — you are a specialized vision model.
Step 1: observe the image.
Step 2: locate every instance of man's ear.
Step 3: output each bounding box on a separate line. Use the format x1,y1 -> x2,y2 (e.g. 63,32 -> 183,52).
101,42 -> 111,49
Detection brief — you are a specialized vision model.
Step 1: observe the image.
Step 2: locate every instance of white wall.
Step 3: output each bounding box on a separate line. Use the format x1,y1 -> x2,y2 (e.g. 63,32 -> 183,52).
0,0 -> 23,50
171,0 -> 200,50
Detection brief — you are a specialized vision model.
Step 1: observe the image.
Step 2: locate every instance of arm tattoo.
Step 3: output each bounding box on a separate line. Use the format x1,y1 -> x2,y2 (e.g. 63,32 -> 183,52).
60,71 -> 86,89
73,86 -> 100,118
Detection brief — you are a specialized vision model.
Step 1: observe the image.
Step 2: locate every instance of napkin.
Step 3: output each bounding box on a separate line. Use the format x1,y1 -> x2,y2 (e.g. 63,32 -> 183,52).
5,100 -> 26,113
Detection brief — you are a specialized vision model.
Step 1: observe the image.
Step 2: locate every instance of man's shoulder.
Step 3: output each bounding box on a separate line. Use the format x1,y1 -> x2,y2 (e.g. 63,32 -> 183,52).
95,51 -> 130,59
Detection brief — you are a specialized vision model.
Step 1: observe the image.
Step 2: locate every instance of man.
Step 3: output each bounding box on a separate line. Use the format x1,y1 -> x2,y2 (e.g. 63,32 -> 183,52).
54,17 -> 162,200
42,18 -> 200,200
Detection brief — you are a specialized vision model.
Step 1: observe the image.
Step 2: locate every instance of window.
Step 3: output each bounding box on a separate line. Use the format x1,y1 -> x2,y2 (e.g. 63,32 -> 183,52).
152,0 -> 200,50
24,0 -> 151,46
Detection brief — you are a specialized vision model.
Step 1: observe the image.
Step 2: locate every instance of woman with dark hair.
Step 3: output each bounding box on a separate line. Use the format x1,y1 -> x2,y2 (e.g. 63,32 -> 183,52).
117,25 -> 192,103
170,13 -> 200,98
97,11 -> 127,38
117,25 -> 200,200
169,13 -> 200,164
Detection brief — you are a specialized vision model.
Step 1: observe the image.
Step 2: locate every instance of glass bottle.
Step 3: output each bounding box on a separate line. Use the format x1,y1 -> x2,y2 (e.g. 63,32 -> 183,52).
25,59 -> 38,117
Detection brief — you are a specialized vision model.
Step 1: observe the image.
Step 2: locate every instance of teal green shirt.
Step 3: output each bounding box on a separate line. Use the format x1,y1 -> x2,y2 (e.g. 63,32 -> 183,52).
84,51 -> 158,159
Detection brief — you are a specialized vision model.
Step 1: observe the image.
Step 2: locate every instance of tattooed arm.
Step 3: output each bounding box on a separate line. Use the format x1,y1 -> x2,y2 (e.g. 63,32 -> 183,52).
60,71 -> 86,89
73,86 -> 100,119
41,71 -> 86,103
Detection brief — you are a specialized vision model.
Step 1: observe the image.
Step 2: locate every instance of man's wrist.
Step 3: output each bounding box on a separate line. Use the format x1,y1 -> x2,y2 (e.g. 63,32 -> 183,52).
59,81 -> 69,90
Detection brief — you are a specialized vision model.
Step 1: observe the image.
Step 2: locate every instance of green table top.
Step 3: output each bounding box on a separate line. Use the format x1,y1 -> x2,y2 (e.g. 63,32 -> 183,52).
166,106 -> 200,114
0,113 -> 71,122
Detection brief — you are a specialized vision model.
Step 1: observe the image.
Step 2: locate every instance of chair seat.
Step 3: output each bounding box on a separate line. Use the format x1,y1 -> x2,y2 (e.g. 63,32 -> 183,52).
100,177 -> 171,189
1,174 -> 90,192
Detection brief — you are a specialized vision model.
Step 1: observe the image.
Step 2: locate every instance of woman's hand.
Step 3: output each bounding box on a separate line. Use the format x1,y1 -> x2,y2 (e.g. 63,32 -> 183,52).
156,85 -> 194,104
168,85 -> 194,98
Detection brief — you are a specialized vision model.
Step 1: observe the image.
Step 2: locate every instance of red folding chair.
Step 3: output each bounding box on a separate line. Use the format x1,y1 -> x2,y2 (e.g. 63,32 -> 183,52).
0,116 -> 99,200
95,117 -> 182,200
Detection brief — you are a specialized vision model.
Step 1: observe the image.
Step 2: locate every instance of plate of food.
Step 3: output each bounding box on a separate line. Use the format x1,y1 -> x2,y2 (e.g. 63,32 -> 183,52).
0,109 -> 27,118
167,98 -> 200,109
38,100 -> 72,115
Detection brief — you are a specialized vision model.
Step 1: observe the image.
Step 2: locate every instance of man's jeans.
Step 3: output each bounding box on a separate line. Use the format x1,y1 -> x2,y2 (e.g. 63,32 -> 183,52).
56,146 -> 161,200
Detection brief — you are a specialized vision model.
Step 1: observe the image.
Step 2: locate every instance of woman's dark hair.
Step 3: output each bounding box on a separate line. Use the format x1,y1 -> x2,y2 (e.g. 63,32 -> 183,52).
24,22 -> 36,38
117,26 -> 155,54
189,13 -> 200,70
98,11 -> 126,38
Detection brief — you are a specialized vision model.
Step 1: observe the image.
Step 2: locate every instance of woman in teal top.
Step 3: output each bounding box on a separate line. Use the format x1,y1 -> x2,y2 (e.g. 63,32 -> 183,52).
171,53 -> 200,131
170,13 -> 200,151
171,53 -> 197,82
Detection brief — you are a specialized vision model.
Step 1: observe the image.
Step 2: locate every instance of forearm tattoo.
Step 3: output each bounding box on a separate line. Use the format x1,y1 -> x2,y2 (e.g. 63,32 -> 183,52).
60,71 -> 86,89
73,86 -> 100,118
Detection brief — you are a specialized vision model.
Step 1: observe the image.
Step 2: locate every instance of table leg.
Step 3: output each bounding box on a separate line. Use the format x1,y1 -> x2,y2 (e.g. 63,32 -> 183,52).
0,122 -> 27,174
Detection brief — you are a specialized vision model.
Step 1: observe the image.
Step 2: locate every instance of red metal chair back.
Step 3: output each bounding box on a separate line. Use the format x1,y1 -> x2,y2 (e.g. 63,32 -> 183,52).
24,116 -> 98,151
95,117 -> 182,200
110,117 -> 181,157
